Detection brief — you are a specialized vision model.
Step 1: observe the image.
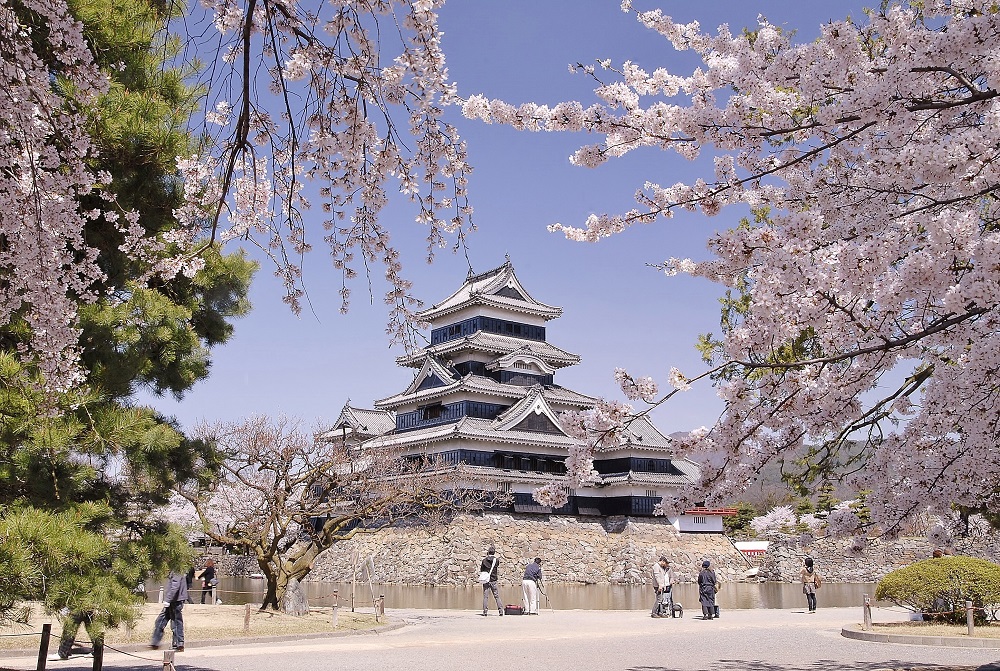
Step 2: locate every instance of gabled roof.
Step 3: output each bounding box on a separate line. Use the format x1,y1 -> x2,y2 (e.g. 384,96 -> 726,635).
374,374 -> 597,410
416,260 -> 562,322
397,331 -> 581,369
319,404 -> 396,441
400,356 -> 459,396
492,386 -> 569,435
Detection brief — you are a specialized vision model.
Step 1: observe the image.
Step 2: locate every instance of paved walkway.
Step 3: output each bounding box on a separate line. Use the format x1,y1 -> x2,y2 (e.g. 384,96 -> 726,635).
3,607 -> 999,671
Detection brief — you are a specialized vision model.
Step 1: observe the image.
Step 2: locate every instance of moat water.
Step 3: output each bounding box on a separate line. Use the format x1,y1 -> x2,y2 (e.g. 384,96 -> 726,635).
172,577 -> 882,610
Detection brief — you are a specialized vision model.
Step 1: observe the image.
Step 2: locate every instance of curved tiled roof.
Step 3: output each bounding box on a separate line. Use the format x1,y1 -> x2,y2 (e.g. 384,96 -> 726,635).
318,405 -> 396,441
374,374 -> 597,410
397,332 -> 581,369
416,261 -> 562,322
595,470 -> 694,486
596,415 -> 676,452
363,416 -> 583,450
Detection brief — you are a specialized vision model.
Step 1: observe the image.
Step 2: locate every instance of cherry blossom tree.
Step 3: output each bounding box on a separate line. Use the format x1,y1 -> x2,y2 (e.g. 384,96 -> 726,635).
2,0 -> 472,390
462,1 -> 1000,537
177,415 -> 494,611
175,0 -> 474,343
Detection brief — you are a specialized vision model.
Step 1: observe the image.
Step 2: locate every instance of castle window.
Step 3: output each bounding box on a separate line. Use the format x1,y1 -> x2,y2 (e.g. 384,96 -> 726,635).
693,516 -> 708,525
645,489 -> 658,499
420,404 -> 444,420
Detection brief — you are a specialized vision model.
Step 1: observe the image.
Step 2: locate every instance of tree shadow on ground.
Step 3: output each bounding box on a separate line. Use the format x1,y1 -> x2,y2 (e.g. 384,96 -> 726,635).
627,661 -> 1000,671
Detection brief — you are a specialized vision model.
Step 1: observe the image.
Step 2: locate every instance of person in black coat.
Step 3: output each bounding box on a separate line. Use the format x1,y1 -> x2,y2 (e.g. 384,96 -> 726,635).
199,559 -> 217,604
697,560 -> 719,620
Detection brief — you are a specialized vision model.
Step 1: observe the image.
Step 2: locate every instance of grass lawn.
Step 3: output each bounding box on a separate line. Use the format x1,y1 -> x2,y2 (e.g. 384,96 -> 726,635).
0,602 -> 382,652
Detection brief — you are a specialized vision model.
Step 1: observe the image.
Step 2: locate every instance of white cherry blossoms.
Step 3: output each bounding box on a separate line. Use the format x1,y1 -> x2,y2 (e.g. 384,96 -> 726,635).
469,1 -> 1000,533
188,0 -> 473,341
0,0 -> 154,391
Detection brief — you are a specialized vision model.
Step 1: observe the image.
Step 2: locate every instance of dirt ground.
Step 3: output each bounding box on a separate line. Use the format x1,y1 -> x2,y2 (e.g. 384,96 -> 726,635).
874,620 -> 1000,639
0,602 -> 380,652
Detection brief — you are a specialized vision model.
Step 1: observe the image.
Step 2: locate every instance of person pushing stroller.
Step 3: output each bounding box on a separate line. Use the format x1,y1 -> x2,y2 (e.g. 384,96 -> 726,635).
650,556 -> 674,618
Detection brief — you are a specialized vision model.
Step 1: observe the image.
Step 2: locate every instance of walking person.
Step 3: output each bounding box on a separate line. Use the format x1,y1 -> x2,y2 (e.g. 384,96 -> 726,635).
522,557 -> 543,615
650,556 -> 672,618
697,560 -> 719,620
53,609 -> 104,660
185,566 -> 195,604
199,558 -> 217,604
150,570 -> 187,651
800,557 -> 822,613
479,546 -> 503,616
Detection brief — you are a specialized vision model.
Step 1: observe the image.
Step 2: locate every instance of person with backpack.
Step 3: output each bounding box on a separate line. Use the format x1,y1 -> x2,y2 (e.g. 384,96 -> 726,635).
800,557 -> 822,612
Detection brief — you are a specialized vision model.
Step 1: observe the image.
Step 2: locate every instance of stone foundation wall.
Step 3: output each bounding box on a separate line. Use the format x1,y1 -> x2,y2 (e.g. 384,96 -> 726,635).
200,553 -> 258,578
758,533 -> 1000,583
307,513 -> 750,586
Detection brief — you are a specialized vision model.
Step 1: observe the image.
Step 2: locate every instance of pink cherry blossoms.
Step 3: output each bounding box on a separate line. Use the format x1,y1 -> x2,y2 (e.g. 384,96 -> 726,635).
183,0 -> 474,344
465,1 -> 1000,534
1,0 -> 116,390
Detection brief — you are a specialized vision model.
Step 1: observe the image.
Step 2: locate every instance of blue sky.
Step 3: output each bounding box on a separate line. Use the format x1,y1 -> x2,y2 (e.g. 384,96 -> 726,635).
142,1 -> 872,433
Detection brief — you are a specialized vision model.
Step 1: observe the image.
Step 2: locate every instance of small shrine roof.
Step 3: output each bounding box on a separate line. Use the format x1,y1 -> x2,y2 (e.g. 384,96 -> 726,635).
397,332 -> 581,369
416,260 -> 562,322
374,375 -> 597,410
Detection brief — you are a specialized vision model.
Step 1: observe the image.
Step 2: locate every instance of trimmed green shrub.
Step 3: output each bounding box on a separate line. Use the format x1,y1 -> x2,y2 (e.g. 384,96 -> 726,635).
875,556 -> 1000,624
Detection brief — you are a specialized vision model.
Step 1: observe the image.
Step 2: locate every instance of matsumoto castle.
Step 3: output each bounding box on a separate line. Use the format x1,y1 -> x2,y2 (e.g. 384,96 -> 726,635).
325,260 -> 727,533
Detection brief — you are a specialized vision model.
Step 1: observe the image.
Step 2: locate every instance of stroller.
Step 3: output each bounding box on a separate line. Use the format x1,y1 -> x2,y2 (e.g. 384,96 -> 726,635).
655,586 -> 674,618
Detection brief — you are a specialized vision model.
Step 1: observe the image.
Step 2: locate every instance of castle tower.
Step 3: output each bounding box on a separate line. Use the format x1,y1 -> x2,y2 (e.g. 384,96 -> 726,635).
326,261 -> 716,528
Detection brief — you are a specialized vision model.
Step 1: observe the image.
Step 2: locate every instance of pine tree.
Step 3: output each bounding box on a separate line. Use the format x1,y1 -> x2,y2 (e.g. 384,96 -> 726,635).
0,0 -> 253,626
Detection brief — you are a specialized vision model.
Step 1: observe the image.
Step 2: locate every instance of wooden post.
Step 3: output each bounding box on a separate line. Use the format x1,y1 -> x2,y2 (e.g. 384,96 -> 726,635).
366,556 -> 377,617
378,595 -> 385,617
91,644 -> 103,671
332,590 -> 338,608
211,585 -> 218,605
36,622 -> 51,671
162,649 -> 174,671
966,600 -> 975,636
331,605 -> 339,629
243,603 -> 252,635
862,594 -> 872,631
351,551 -> 358,613
157,587 -> 164,604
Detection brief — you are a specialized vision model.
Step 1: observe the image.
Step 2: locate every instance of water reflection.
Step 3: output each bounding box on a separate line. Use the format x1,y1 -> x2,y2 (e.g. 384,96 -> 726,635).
173,578 -> 879,611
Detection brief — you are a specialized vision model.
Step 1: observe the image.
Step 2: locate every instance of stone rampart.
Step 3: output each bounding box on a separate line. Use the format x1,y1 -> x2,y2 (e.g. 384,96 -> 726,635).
307,513 -> 750,586
758,533 -> 1000,583
199,553 -> 257,578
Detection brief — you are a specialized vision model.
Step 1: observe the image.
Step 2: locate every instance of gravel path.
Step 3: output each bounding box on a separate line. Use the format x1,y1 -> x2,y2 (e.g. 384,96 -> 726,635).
4,607 -> 998,671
